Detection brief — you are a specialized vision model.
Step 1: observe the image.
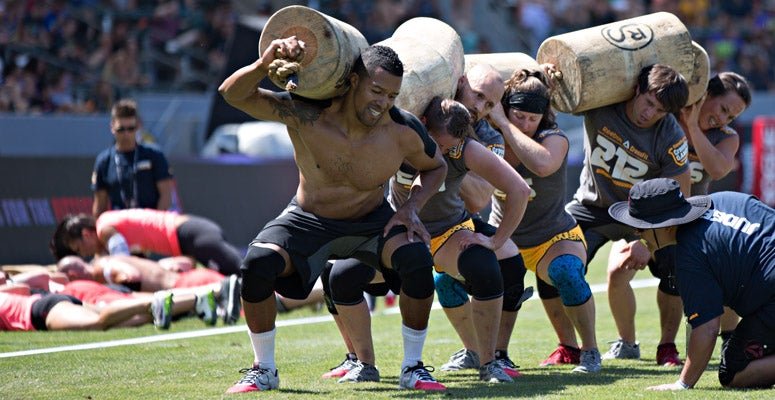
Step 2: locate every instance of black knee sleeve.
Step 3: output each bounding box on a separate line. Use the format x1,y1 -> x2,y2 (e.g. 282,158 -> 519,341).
240,245 -> 286,303
391,242 -> 434,299
499,254 -> 528,311
329,259 -> 375,306
537,275 -> 560,300
320,261 -> 337,315
457,245 -> 503,301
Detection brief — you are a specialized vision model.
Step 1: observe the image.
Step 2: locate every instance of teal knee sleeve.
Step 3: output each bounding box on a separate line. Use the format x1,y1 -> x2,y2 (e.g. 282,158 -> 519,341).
547,254 -> 591,307
434,271 -> 469,308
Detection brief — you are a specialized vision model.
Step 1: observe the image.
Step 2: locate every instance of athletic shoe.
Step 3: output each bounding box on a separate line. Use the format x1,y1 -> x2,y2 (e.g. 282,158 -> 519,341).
572,348 -> 602,373
479,360 -> 513,383
656,343 -> 683,367
196,290 -> 218,326
225,364 -> 279,393
220,275 -> 241,325
398,362 -> 446,391
540,344 -> 581,366
337,361 -> 380,383
322,353 -> 359,379
440,348 -> 480,371
602,339 -> 641,360
151,292 -> 173,330
495,351 -> 522,378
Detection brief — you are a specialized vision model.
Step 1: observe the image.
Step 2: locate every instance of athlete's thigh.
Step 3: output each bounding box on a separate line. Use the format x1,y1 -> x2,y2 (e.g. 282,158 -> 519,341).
46,302 -> 101,331
434,229 -> 478,278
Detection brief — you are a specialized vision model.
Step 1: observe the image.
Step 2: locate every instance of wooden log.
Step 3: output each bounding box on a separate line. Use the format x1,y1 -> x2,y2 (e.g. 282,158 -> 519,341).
258,5 -> 368,100
687,41 -> 710,105
536,12 -> 694,113
375,17 -> 463,116
465,52 -> 539,81
392,17 -> 466,81
377,36 -> 458,116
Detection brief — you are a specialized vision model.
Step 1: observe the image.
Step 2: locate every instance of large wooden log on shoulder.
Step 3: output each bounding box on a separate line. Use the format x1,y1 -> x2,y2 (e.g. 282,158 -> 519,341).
536,12 -> 694,113
687,41 -> 710,106
258,5 -> 368,100
377,18 -> 464,116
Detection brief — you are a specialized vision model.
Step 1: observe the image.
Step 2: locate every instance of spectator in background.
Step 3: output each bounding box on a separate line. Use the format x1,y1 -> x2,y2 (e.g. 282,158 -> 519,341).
91,99 -> 174,217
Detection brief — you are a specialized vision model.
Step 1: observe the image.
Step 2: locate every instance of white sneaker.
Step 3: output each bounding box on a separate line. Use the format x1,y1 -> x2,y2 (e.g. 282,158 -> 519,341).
151,292 -> 173,330
225,364 -> 279,393
479,360 -> 513,383
573,348 -> 602,373
440,348 -> 480,371
219,275 -> 241,325
398,362 -> 446,391
196,290 -> 217,326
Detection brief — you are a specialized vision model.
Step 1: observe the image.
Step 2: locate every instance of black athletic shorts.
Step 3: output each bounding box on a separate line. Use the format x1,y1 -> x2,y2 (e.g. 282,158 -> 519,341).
718,310 -> 775,386
31,294 -> 82,331
253,197 -> 404,299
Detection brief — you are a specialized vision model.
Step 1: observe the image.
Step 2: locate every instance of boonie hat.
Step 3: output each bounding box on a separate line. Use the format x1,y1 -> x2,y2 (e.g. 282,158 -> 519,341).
608,178 -> 711,229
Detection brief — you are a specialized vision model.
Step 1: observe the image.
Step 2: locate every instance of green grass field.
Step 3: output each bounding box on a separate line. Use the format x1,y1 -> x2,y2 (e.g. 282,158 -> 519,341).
1,245 -> 772,399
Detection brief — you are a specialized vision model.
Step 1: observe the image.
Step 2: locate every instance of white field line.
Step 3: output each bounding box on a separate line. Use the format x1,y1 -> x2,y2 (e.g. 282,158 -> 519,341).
0,278 -> 658,359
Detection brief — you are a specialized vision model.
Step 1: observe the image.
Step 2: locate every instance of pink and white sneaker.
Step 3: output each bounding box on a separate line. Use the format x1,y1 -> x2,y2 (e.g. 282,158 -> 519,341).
398,362 -> 446,391
226,364 -> 279,394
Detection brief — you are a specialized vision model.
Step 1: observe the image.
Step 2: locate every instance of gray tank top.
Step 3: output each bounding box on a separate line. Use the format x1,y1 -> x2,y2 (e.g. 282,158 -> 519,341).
490,128 -> 576,247
573,102 -> 689,208
689,125 -> 738,195
389,138 -> 472,236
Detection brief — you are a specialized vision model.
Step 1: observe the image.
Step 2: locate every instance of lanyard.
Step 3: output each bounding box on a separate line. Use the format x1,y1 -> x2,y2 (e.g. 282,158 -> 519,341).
113,147 -> 139,208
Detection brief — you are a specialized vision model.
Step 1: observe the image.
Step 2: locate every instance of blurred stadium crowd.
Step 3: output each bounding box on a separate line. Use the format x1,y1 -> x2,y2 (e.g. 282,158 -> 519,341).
1,0 -> 773,114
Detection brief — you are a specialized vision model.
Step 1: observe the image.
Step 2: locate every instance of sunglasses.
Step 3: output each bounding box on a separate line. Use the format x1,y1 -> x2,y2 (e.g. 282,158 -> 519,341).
115,125 -> 137,133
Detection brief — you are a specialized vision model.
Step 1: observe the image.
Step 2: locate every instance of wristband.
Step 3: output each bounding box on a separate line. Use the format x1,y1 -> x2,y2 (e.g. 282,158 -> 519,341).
675,379 -> 690,389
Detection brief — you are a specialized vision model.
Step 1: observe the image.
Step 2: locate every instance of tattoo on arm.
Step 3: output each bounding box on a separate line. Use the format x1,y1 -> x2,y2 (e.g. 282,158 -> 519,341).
267,94 -> 324,126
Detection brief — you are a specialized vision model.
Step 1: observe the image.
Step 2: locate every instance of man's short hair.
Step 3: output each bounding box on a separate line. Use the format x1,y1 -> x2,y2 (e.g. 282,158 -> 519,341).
636,64 -> 688,114
352,45 -> 404,78
111,99 -> 138,120
50,214 -> 95,260
423,97 -> 473,139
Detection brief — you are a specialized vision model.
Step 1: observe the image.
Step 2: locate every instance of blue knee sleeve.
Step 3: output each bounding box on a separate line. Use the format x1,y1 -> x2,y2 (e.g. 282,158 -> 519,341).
240,245 -> 285,303
391,242 -> 435,299
458,245 -> 503,301
499,254 -> 528,311
434,271 -> 470,308
546,254 -> 591,307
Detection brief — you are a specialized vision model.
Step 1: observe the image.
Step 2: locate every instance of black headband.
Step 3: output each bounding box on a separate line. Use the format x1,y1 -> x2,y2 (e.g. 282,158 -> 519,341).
505,92 -> 550,114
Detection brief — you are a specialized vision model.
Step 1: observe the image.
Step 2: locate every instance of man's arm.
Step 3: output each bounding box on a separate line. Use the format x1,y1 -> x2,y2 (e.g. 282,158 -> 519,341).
384,140 -> 447,243
93,190 -> 109,217
155,178 -> 174,211
648,316 -> 720,390
218,36 -> 306,127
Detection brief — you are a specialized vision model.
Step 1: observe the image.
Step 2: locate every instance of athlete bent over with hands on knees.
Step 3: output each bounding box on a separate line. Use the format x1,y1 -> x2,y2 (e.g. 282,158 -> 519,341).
218,37 -> 447,393
322,97 -> 529,385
